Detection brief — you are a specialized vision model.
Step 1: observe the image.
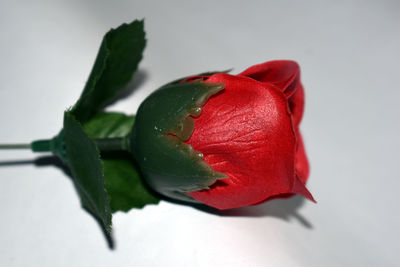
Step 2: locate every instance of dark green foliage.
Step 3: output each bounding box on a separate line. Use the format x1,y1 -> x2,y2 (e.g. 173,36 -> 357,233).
64,112 -> 112,232
103,158 -> 159,212
61,20 -> 149,233
83,112 -> 160,212
73,20 -> 146,122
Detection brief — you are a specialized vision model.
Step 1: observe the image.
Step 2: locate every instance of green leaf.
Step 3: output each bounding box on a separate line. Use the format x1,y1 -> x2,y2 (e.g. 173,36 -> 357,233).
103,158 -> 159,212
83,112 -> 135,138
64,112 -> 112,232
83,112 -> 160,212
73,20 -> 146,122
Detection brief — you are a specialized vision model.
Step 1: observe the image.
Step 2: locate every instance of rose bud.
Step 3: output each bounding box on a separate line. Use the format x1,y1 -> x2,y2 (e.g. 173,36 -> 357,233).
129,60 -> 314,210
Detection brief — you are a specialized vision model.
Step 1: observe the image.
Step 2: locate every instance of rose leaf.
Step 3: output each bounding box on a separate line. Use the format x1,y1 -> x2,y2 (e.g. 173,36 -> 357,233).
73,19 -> 146,122
64,112 -> 112,232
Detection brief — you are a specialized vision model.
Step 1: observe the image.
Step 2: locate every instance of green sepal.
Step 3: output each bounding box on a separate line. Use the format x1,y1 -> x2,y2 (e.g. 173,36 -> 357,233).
83,112 -> 160,212
64,112 -> 112,232
129,81 -> 227,203
72,20 -> 146,122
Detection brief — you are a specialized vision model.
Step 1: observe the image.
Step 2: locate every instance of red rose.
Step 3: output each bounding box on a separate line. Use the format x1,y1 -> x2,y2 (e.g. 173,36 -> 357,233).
185,60 -> 314,209
132,60 -> 314,210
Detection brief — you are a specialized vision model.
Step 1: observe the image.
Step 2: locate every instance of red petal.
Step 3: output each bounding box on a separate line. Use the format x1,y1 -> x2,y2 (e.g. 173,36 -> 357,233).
295,131 -> 310,184
292,175 -> 316,203
241,60 -> 312,199
240,60 -> 305,127
186,73 -> 297,210
239,60 -> 300,94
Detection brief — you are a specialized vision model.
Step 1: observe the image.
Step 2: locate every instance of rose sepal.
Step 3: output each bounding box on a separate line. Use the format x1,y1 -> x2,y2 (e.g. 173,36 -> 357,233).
129,80 -> 227,202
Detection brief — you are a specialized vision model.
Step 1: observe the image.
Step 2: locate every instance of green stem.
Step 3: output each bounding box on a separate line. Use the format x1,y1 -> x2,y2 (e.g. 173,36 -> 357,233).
31,140 -> 52,152
1,137 -> 128,153
0,143 -> 31,149
93,137 -> 128,152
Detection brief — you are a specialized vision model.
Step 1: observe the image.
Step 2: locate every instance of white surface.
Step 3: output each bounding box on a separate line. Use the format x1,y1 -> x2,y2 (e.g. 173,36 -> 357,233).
0,0 -> 399,266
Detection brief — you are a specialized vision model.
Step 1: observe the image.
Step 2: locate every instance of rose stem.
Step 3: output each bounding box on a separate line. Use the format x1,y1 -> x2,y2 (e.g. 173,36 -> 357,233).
0,138 -> 128,153
0,144 -> 31,149
92,138 -> 129,152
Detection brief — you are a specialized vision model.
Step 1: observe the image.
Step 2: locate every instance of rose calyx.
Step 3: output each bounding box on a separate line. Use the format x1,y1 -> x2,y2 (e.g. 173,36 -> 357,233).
129,80 -> 227,202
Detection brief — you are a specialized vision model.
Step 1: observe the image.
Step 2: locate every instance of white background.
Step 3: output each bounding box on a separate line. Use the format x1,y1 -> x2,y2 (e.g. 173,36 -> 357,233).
0,0 -> 399,266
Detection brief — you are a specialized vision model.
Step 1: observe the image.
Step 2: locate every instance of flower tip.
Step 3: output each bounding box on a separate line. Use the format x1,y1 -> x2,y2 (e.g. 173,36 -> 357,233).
293,176 -> 316,203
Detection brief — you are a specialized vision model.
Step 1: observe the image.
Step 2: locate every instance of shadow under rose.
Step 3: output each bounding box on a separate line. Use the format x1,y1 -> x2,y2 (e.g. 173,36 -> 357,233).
168,194 -> 313,229
31,156 -> 314,230
0,152 -> 313,250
